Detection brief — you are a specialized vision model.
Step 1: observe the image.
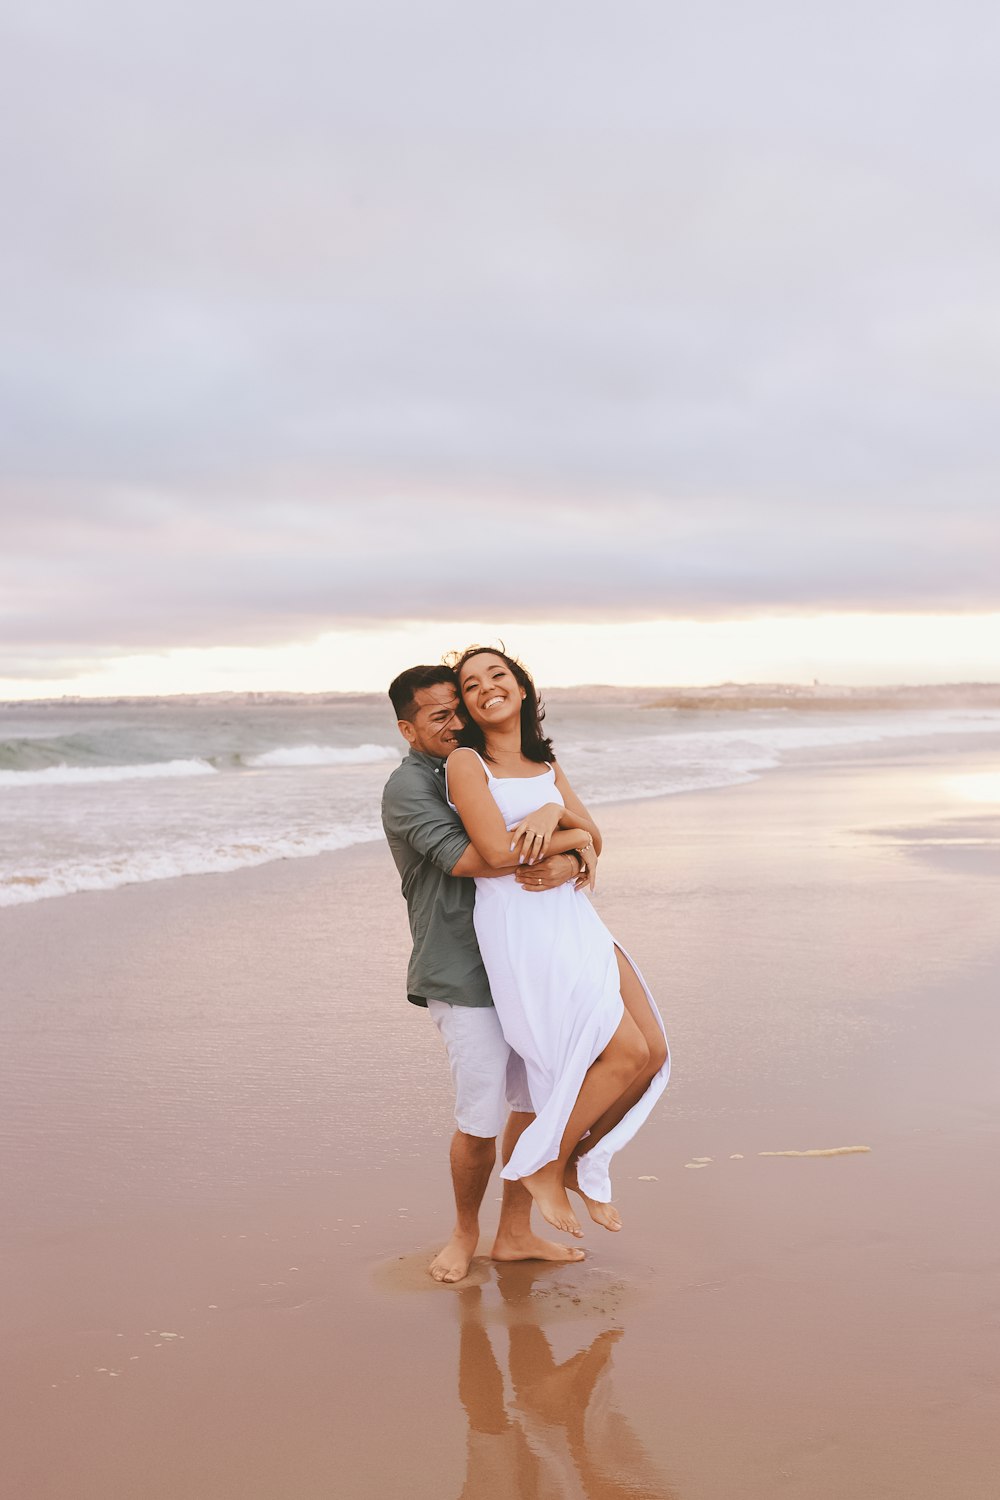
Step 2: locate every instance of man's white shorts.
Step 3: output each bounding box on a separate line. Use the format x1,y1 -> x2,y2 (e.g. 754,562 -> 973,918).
426,1000 -> 532,1139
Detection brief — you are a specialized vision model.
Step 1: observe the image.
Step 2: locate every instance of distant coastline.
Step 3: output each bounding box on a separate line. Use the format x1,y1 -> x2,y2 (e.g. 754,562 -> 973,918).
643,683 -> 1000,712
4,682 -> 1000,712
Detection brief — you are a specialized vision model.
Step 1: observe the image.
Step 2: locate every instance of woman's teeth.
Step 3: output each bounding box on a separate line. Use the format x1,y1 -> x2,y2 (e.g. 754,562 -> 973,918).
483,695 -> 505,708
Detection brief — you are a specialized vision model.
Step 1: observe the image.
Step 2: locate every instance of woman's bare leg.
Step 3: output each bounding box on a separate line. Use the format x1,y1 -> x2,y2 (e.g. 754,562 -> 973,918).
567,947 -> 668,1231
520,1009 -> 650,1237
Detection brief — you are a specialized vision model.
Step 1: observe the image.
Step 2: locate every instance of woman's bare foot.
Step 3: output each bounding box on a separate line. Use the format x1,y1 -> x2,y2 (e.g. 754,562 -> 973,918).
565,1163 -> 623,1232
491,1231 -> 586,1264
429,1226 -> 479,1283
521,1164 -> 584,1237
516,1329 -> 625,1422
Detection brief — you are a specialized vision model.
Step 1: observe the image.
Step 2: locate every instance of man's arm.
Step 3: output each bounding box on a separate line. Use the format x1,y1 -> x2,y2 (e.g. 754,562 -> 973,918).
451,844 -> 582,888
450,844 -> 515,878
381,773 -> 471,875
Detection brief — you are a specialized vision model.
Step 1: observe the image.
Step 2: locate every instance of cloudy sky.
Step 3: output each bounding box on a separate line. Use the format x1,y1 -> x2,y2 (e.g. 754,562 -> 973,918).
2,1 -> 999,694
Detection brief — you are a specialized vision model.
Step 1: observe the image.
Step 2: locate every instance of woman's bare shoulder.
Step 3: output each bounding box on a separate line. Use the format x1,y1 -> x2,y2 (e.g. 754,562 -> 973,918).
446,746 -> 485,775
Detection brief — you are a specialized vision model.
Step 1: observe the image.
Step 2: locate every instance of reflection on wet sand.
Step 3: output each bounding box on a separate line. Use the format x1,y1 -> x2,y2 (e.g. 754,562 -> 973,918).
454,1262 -> 676,1500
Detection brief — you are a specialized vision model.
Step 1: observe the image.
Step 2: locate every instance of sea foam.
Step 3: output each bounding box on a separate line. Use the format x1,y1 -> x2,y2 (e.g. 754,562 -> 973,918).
0,823 -> 384,907
244,743 -> 399,768
3,702 -> 999,908
0,758 -> 217,789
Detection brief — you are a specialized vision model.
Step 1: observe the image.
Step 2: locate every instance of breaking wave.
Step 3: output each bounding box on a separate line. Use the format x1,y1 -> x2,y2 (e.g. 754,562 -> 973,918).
243,743 -> 399,768
0,823 -> 383,907
0,758 -> 217,789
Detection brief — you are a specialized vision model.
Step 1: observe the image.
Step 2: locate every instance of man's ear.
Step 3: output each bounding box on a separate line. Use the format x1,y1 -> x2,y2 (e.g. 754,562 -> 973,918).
398,718 -> 418,746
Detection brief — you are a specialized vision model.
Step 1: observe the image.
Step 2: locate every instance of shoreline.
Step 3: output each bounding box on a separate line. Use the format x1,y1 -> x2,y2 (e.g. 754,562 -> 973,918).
3,719 -> 1000,915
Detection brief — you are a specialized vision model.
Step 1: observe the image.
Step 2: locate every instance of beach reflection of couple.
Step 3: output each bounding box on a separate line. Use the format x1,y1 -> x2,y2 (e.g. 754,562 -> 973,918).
451,1266 -> 674,1500
381,646 -> 669,1281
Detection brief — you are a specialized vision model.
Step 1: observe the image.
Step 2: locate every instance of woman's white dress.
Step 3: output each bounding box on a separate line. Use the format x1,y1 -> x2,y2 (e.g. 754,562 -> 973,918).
450,754 -> 670,1203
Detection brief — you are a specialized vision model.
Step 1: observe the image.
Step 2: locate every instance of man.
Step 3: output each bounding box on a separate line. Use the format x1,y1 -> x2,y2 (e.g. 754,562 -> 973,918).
381,663 -> 586,1283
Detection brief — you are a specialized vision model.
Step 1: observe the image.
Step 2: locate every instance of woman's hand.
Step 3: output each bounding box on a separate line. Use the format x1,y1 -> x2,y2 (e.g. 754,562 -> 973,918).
575,840 -> 598,893
509,802 -> 563,864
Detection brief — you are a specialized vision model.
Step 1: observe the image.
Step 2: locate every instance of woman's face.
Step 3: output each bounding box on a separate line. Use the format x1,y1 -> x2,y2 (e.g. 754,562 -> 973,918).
458,653 -> 526,729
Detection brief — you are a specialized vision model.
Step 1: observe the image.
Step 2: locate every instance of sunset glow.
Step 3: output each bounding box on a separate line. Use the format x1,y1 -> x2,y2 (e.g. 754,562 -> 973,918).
4,611 -> 999,701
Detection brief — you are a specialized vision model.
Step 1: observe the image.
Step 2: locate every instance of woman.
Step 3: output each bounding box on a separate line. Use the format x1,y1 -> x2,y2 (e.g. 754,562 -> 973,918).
446,646 -> 669,1238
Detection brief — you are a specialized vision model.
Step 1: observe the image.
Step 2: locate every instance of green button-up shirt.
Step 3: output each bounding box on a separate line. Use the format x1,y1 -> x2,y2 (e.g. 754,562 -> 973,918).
381,748 -> 494,1009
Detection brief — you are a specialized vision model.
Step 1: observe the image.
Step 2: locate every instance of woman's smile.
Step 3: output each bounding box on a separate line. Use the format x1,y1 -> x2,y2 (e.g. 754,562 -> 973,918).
458,653 -> 525,724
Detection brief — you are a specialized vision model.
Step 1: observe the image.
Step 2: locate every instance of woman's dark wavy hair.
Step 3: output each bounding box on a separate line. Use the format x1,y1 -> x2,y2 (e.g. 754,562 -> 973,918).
445,644 -> 555,765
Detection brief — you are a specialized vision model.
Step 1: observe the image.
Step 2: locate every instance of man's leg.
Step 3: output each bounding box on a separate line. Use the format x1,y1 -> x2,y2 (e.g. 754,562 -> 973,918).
429,1128 -> 498,1284
427,1002 -> 583,1277
490,1104 -> 585,1264
426,1001 -> 509,1282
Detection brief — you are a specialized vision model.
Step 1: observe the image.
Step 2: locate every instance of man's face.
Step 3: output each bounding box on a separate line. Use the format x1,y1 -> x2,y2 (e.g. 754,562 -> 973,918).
398,682 -> 463,758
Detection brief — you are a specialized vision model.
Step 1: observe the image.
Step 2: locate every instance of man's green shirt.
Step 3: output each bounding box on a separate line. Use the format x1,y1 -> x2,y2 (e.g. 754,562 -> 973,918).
381,748 -> 494,1009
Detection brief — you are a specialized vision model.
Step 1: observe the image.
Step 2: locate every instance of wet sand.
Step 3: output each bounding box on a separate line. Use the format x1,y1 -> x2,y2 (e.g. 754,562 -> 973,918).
2,735 -> 1000,1498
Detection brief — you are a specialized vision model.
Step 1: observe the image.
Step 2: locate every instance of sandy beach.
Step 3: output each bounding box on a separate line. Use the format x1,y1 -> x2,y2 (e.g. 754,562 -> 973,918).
2,733 -> 999,1499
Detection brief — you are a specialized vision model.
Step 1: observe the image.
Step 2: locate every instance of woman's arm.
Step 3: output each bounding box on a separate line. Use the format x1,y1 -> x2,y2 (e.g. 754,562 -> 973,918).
538,827 -> 594,859
445,750 -> 524,868
552,761 -> 603,855
508,764 -> 603,863
447,750 -> 590,869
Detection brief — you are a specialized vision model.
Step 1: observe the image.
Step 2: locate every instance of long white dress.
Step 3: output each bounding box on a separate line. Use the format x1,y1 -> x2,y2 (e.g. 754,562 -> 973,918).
450,753 -> 670,1203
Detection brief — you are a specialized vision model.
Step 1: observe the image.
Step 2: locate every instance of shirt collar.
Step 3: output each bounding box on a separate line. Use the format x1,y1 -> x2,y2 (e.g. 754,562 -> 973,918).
407,747 -> 446,773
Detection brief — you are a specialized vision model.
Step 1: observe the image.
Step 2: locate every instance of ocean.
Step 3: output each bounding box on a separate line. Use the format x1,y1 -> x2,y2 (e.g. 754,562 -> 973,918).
2,694 -> 999,907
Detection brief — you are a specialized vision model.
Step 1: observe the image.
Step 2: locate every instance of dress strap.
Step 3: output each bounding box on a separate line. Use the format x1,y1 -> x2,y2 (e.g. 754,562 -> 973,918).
444,748 -> 494,809
466,748 -> 495,779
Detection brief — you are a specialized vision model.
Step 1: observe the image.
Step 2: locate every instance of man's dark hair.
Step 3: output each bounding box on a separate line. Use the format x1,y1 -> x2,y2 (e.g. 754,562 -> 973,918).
388,663 -> 457,722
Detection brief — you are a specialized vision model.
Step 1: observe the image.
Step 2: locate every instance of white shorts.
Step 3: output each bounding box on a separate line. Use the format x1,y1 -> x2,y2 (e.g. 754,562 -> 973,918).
426,1000 -> 532,1139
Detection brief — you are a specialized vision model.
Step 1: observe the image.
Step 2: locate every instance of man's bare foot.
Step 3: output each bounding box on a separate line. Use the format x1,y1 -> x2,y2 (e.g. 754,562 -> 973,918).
565,1164 -> 623,1232
521,1164 -> 584,1238
429,1227 -> 479,1283
491,1232 -> 586,1264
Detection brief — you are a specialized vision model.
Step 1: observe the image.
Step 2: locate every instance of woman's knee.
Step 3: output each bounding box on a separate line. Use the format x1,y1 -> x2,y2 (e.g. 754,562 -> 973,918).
647,1030 -> 668,1074
613,1023 -> 650,1079
629,1032 -> 652,1076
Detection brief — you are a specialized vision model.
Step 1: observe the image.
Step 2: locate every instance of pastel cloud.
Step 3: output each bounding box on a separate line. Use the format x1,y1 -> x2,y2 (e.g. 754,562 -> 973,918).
2,0 -> 998,679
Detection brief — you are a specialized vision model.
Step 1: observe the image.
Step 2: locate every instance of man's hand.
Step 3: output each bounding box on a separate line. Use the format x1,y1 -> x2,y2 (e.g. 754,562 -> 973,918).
514,851 -> 580,893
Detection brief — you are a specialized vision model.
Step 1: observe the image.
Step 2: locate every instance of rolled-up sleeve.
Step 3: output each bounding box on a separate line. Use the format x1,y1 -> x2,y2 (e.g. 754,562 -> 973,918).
382,775 -> 470,875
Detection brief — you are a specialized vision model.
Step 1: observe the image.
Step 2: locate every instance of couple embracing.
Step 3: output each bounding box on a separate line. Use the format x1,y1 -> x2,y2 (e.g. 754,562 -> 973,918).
381,646 -> 670,1284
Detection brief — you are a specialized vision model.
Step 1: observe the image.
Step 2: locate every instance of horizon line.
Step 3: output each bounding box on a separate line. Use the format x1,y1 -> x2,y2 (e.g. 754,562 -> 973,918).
4,680 -> 1000,709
